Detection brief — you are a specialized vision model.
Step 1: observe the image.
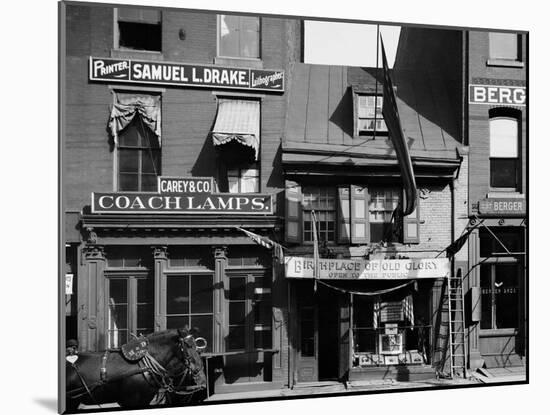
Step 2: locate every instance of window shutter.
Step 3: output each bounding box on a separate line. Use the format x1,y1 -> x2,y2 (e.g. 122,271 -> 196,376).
337,186 -> 351,243
350,185 -> 369,244
285,180 -> 302,244
403,195 -> 420,244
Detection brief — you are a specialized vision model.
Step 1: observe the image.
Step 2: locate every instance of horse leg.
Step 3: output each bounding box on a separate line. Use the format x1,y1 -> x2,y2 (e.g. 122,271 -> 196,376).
117,375 -> 158,408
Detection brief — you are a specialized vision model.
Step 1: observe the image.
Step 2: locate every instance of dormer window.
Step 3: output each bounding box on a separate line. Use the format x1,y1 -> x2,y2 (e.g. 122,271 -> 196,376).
356,94 -> 387,135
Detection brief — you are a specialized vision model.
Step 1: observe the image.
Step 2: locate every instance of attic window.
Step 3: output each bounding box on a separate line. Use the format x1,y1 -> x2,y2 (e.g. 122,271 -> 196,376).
117,8 -> 161,52
356,94 -> 388,136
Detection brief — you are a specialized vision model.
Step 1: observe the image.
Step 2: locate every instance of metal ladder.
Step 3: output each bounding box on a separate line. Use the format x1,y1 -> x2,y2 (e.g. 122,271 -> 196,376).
447,269 -> 467,378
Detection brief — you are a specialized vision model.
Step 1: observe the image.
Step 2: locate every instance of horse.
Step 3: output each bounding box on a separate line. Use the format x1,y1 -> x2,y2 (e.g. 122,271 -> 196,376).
65,328 -> 207,411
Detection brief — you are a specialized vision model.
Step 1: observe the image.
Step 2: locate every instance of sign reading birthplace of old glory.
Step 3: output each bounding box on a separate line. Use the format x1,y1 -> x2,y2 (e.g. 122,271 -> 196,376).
286,257 -> 451,280
92,176 -> 273,214
89,57 -> 285,92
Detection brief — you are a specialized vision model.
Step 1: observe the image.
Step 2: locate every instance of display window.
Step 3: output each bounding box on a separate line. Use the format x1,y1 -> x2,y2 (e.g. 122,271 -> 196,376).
351,289 -> 431,367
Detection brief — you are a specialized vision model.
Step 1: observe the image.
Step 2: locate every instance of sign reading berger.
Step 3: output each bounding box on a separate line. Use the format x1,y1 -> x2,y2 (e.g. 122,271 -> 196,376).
92,177 -> 273,214
89,57 -> 284,92
469,84 -> 526,106
286,256 -> 450,280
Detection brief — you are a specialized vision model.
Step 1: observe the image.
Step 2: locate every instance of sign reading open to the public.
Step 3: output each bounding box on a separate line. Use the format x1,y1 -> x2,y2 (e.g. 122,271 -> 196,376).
286,257 -> 450,280
89,57 -> 284,92
92,177 -> 273,214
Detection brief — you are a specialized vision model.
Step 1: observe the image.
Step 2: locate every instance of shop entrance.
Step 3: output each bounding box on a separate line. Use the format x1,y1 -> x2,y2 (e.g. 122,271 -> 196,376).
296,282 -> 340,383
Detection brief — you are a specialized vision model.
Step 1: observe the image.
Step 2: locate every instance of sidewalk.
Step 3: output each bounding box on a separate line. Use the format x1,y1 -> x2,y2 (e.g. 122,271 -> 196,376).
204,376 -> 480,402
471,366 -> 526,384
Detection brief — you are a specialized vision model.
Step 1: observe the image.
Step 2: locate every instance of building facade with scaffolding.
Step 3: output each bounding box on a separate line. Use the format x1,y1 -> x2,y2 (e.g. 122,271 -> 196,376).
281,26 -> 471,384
464,30 -> 527,371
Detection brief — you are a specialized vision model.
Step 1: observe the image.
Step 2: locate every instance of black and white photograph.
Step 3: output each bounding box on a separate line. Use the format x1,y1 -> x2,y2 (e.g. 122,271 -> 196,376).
53,0 -> 535,413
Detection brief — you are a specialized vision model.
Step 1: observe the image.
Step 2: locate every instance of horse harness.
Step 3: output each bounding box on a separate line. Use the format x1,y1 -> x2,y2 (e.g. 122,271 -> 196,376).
67,333 -> 205,406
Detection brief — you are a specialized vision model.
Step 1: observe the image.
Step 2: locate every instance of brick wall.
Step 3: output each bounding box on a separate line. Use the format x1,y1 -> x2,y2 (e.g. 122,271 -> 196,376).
63,4 -> 301,215
468,31 -> 527,212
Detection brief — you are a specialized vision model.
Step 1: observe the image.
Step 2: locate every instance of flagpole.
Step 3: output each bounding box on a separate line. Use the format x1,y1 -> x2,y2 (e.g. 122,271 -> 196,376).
373,24 -> 380,141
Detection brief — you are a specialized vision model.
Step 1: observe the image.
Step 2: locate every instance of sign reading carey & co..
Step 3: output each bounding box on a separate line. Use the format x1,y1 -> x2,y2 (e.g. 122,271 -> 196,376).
285,257 -> 450,280
469,84 -> 526,106
478,198 -> 526,216
89,57 -> 285,92
92,176 -> 273,214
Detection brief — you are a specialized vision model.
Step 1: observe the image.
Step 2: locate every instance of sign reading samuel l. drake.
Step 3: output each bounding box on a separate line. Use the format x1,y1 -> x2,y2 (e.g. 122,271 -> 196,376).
92,176 -> 273,214
286,257 -> 450,280
89,57 -> 285,92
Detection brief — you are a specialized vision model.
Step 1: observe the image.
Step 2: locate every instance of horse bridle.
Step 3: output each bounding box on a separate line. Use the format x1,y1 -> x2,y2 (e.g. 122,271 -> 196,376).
171,333 -> 207,393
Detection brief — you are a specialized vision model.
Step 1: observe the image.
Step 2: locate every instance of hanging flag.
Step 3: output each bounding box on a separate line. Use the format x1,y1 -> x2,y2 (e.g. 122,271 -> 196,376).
380,35 -> 417,216
311,210 -> 320,292
236,227 -> 285,264
403,294 -> 415,326
445,222 -> 481,258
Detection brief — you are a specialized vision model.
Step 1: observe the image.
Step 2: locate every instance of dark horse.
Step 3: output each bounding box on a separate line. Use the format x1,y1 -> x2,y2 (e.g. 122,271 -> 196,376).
66,329 -> 207,411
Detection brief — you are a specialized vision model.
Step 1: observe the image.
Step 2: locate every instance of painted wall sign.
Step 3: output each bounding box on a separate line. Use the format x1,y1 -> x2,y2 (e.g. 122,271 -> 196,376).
478,198 -> 526,216
469,84 -> 526,106
91,176 -> 273,214
285,257 -> 450,280
89,57 -> 285,92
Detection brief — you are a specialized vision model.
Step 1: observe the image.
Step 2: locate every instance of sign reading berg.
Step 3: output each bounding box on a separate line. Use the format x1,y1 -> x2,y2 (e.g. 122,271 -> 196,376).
89,57 -> 284,92
469,84 -> 526,106
285,257 -> 450,280
92,176 -> 273,214
478,198 -> 526,216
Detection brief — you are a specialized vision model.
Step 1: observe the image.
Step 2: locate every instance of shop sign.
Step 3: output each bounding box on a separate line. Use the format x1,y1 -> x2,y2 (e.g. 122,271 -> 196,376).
469,84 -> 526,106
91,176 -> 272,214
478,198 -> 526,216
285,257 -> 450,280
89,57 -> 284,92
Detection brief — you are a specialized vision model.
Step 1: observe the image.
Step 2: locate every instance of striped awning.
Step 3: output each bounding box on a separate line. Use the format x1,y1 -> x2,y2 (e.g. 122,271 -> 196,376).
212,99 -> 260,161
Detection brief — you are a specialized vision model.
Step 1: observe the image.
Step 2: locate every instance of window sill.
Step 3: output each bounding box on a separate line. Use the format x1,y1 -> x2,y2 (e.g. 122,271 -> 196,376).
214,56 -> 263,69
111,49 -> 164,61
486,191 -> 524,198
486,59 -> 524,68
479,328 -> 518,337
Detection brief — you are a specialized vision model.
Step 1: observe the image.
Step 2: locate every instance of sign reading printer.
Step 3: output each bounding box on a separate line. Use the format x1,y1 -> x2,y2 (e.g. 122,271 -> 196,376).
89,57 -> 284,92
92,177 -> 273,214
286,257 -> 451,280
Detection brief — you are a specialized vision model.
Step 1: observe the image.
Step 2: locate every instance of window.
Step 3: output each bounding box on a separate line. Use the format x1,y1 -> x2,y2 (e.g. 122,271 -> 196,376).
228,163 -> 260,193
489,32 -> 520,61
302,186 -> 336,243
116,8 -> 161,52
226,272 -> 272,351
352,292 -> 431,367
118,116 -> 161,191
218,15 -> 260,59
490,114 -> 519,190
479,228 -> 523,331
107,275 -> 154,348
368,187 -> 401,242
285,183 -> 421,245
166,275 -> 214,353
356,95 -> 387,135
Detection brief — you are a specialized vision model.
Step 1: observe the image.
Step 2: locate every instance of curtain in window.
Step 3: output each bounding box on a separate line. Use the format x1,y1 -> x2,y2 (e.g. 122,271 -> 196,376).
109,93 -> 161,145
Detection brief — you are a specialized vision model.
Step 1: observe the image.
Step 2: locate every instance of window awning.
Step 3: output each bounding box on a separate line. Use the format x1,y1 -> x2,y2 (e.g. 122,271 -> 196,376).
212,99 -> 260,161
109,93 -> 161,146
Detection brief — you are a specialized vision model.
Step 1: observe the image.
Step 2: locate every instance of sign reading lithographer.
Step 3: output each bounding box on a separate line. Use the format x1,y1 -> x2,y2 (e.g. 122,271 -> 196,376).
92,176 -> 272,214
286,257 -> 450,280
478,198 -> 526,216
89,57 -> 284,92
469,84 -> 526,106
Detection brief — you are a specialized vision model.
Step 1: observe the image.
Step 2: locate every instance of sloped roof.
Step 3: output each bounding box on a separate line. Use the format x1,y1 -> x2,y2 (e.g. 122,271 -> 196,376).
283,63 -> 463,175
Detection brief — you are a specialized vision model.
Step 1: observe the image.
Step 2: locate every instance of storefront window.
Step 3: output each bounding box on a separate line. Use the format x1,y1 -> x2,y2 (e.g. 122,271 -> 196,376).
166,275 -> 214,352
226,272 -> 272,351
480,264 -> 519,330
352,291 -> 430,367
107,276 -> 154,348
302,186 -> 336,243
